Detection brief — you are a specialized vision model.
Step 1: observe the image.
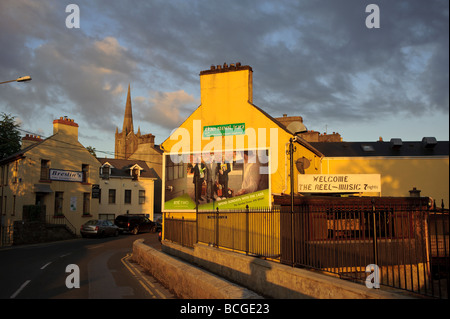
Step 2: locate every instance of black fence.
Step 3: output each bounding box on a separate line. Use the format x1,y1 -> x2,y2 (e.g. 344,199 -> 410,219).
164,197 -> 449,298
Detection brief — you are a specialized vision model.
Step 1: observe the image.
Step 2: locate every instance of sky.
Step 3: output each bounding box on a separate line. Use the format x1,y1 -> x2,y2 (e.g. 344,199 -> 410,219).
0,0 -> 448,157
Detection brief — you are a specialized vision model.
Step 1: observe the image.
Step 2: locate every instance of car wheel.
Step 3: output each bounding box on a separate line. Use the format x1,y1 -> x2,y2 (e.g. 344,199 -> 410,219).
132,226 -> 139,235
151,225 -> 156,233
114,229 -> 119,237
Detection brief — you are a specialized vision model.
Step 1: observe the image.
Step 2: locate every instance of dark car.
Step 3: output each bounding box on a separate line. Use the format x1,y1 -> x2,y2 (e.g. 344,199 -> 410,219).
154,217 -> 162,233
80,219 -> 119,238
114,214 -> 157,235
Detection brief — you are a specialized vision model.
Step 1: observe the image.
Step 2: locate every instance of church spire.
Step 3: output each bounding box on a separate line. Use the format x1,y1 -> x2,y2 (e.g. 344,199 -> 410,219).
122,83 -> 134,135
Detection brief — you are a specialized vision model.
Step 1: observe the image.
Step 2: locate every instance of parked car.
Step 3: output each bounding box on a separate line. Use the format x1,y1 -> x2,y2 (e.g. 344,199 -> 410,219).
80,219 -> 119,238
114,214 -> 157,235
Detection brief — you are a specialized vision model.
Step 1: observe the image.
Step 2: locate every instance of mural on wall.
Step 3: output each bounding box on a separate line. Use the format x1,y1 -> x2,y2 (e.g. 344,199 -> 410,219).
163,149 -> 270,211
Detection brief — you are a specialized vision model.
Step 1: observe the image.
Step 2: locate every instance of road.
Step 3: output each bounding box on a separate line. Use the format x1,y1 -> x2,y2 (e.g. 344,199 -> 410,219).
0,232 -> 176,299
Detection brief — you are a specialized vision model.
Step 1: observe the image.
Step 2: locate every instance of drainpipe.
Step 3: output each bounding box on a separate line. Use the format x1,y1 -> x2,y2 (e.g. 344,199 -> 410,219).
283,142 -> 290,194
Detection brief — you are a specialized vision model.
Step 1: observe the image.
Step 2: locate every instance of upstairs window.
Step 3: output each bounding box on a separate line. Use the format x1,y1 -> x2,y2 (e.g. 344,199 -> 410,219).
82,164 -> 89,183
100,164 -> 111,180
40,160 -> 50,180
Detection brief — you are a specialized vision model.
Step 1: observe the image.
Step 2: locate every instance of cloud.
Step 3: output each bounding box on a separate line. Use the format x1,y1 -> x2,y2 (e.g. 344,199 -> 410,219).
0,0 -> 448,150
136,90 -> 199,129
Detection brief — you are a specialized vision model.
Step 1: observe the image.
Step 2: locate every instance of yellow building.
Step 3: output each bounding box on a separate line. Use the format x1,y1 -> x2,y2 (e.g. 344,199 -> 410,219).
161,63 -> 323,220
311,139 -> 449,206
97,158 -> 158,221
0,117 -> 101,234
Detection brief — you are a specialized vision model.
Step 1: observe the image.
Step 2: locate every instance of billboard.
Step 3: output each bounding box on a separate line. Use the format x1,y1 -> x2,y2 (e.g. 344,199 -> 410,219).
163,149 -> 270,211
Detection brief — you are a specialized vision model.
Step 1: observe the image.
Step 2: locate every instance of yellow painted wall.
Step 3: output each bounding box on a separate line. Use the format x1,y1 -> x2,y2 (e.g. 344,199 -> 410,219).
322,157 -> 449,206
1,127 -> 101,232
161,67 -> 322,222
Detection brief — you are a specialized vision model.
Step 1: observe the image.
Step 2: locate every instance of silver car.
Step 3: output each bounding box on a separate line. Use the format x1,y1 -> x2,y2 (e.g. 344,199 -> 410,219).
80,219 -> 119,238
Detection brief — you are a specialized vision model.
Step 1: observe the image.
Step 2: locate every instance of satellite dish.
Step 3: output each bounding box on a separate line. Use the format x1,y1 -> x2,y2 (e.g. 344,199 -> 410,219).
296,157 -> 310,174
286,121 -> 307,135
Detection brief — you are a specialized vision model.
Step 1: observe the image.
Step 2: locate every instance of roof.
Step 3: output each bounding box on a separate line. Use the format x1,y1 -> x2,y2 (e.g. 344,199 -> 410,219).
0,135 -> 49,165
97,158 -> 159,179
309,139 -> 449,158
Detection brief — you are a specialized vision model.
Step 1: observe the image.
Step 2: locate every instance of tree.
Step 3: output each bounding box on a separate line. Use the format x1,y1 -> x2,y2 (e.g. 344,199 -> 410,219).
86,146 -> 97,157
0,113 -> 21,160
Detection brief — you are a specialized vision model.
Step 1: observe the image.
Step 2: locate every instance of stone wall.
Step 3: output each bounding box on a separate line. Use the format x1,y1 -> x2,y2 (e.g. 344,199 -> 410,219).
13,221 -> 76,245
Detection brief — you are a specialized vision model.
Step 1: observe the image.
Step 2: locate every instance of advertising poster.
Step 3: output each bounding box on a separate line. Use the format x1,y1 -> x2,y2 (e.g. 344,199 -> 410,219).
163,149 -> 270,211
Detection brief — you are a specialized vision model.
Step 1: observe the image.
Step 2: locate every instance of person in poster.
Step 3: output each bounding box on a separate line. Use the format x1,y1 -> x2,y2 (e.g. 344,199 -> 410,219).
191,158 -> 206,203
216,157 -> 231,199
204,153 -> 217,203
236,150 -> 268,196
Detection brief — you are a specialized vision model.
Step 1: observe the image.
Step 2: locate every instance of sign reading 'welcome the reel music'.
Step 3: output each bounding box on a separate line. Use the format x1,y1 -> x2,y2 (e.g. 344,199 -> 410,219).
298,174 -> 381,193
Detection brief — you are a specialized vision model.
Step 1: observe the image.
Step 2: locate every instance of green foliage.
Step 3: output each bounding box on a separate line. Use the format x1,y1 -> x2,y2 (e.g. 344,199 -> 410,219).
0,112 -> 21,160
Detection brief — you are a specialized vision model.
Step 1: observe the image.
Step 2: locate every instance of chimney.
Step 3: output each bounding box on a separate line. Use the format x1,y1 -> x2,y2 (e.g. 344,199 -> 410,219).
409,187 -> 421,197
53,116 -> 79,140
199,62 -> 253,105
21,134 -> 43,149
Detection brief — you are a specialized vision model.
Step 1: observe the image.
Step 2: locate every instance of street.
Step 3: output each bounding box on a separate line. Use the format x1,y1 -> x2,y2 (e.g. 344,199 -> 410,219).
0,232 -> 176,299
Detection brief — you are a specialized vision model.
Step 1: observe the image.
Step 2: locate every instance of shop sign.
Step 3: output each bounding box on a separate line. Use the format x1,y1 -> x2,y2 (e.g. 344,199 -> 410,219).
298,174 -> 381,193
203,123 -> 245,137
49,169 -> 83,182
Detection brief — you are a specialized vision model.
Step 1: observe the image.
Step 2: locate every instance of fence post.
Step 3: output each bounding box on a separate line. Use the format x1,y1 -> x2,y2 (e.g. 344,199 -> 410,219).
216,207 -> 219,248
181,216 -> 184,247
246,205 -> 249,255
372,199 -> 379,268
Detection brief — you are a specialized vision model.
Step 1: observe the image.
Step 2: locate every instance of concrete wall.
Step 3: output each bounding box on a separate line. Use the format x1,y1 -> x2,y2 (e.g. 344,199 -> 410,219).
161,240 -> 416,299
132,239 -> 261,299
13,221 -> 76,245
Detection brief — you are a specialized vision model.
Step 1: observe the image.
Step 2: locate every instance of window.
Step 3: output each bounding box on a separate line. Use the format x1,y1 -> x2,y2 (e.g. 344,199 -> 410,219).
139,190 -> 145,204
12,161 -> 18,183
166,157 -> 185,181
4,164 -> 9,185
12,195 -> 16,216
98,213 -> 115,221
132,167 -> 139,180
2,196 -> 6,216
124,189 -> 131,204
101,164 -> 110,179
40,160 -> 50,180
108,189 -> 116,204
55,192 -> 64,216
83,193 -> 90,215
82,164 -> 89,183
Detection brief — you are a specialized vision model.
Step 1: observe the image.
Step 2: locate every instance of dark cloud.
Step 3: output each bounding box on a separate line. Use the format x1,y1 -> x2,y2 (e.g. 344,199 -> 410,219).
0,0 -> 448,150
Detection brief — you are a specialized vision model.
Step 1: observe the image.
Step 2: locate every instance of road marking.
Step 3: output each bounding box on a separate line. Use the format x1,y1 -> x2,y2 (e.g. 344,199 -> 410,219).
121,253 -> 167,299
40,262 -> 52,270
10,280 -> 31,299
88,244 -> 104,250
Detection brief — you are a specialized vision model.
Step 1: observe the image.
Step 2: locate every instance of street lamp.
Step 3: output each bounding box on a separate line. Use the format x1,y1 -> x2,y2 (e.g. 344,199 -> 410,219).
0,76 -> 32,85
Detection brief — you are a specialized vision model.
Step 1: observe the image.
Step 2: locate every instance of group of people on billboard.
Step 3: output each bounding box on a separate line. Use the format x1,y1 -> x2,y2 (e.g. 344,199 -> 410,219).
191,150 -> 269,205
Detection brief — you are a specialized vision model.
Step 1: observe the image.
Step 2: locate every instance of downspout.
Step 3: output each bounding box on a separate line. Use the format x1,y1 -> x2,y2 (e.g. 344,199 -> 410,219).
283,141 -> 290,194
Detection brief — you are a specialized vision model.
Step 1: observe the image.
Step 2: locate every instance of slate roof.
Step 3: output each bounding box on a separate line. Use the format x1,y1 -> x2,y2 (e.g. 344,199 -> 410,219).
309,139 -> 449,157
96,158 -> 159,179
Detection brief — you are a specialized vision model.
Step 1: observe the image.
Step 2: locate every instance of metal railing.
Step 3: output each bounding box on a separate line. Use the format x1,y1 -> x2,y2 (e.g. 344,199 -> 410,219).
164,199 -> 449,298
45,214 -> 77,236
164,215 -> 197,248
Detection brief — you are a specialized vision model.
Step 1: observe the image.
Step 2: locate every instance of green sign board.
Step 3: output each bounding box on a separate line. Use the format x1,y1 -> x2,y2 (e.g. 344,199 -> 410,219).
203,123 -> 245,137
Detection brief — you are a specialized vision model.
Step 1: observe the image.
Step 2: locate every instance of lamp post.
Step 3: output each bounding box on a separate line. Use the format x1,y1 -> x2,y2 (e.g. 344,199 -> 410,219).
0,76 -> 32,85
